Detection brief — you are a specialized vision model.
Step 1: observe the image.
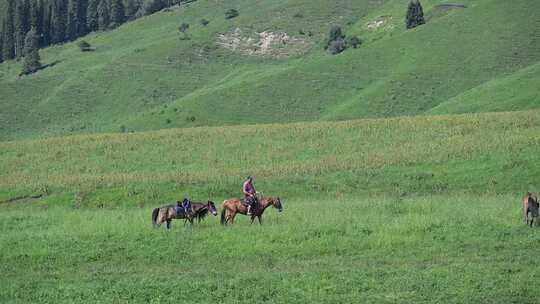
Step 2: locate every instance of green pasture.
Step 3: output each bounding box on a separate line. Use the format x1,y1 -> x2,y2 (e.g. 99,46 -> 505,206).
1,110 -> 540,302
1,195 -> 538,303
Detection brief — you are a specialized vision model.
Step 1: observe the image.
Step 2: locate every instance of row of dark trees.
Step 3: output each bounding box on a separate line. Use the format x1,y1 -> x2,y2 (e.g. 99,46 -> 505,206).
0,0 -> 187,63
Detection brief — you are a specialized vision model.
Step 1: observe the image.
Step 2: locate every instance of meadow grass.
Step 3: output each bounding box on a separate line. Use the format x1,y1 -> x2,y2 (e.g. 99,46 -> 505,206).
1,195 -> 538,303
1,110 -> 539,302
1,110 -> 539,204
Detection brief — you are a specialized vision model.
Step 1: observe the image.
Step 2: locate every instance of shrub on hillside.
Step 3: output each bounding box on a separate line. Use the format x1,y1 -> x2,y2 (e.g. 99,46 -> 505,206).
328,39 -> 346,55
346,36 -> 362,48
178,23 -> 190,33
77,40 -> 95,52
225,9 -> 239,19
325,26 -> 362,55
325,26 -> 346,55
178,23 -> 190,40
200,19 -> 210,26
327,26 -> 345,44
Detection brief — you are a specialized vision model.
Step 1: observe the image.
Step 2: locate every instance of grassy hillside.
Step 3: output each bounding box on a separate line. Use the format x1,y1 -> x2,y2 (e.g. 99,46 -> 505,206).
429,62 -> 540,114
1,110 -> 540,303
1,110 -> 539,205
1,0 -> 539,140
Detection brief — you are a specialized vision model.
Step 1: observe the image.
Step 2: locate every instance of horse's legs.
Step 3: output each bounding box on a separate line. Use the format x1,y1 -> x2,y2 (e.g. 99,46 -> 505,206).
257,215 -> 262,225
230,212 -> 236,224
166,219 -> 172,229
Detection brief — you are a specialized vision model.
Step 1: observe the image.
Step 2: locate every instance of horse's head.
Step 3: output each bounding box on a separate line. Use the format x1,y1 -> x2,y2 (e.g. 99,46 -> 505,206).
207,201 -> 218,216
272,197 -> 283,212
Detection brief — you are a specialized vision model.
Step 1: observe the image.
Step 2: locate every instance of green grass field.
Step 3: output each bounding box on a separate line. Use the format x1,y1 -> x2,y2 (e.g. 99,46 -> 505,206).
1,110 -> 540,302
1,0 -> 540,302
2,196 -> 538,303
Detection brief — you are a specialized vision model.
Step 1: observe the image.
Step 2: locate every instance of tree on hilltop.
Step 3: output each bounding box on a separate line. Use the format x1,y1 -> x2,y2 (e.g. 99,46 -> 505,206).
14,0 -> 31,58
0,29 -> 3,63
2,0 -> 16,60
21,27 -> 41,75
51,0 -> 67,44
98,0 -> 110,30
87,0 -> 99,32
406,0 -> 425,29
110,0 -> 126,28
67,0 -> 80,40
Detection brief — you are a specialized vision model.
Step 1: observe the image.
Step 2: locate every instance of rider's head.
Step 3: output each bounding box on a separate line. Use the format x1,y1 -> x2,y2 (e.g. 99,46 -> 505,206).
246,176 -> 253,182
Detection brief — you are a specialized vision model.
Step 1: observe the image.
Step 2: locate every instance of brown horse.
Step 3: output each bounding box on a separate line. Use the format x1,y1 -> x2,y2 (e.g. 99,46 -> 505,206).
220,195 -> 283,225
523,192 -> 539,227
152,201 -> 216,229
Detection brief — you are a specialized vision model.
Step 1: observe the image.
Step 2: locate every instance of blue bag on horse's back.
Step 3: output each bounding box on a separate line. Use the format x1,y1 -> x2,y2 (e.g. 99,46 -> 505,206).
175,205 -> 183,216
175,198 -> 191,216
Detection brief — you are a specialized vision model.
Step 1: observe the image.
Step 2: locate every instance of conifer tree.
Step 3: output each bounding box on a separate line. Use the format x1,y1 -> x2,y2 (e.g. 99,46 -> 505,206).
34,0 -> 45,43
14,0 -> 31,58
41,3 -> 52,46
415,1 -> 425,27
406,0 -> 426,29
87,0 -> 100,32
2,0 -> 16,60
110,0 -> 126,27
22,27 -> 41,75
98,0 -> 110,31
77,0 -> 88,36
0,26 -> 3,63
67,0 -> 79,40
30,0 -> 39,28
125,0 -> 139,21
51,0 -> 67,43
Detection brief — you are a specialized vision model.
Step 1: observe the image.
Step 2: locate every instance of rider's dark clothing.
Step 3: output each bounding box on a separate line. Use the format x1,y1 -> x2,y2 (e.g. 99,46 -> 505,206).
243,181 -> 256,204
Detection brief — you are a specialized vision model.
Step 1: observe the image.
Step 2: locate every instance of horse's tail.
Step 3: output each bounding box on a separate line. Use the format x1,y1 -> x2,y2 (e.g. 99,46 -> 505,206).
152,208 -> 160,227
220,208 -> 226,225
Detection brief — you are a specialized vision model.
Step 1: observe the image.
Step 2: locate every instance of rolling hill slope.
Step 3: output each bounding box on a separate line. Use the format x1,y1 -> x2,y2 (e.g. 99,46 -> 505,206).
1,110 -> 539,204
0,0 -> 539,141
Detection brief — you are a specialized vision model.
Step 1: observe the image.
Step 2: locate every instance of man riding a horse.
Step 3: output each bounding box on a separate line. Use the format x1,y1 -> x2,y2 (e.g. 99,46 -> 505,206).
243,176 -> 258,215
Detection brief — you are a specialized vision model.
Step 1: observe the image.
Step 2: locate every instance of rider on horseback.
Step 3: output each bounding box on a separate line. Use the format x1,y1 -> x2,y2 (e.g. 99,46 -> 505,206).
243,176 -> 257,215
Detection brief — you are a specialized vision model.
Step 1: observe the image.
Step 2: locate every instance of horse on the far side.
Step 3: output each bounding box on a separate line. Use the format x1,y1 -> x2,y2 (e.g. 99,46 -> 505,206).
523,192 -> 539,227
